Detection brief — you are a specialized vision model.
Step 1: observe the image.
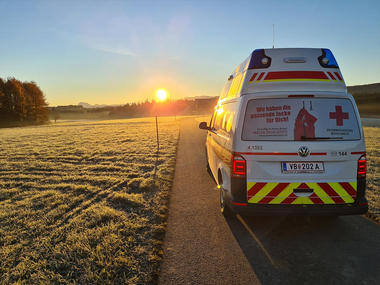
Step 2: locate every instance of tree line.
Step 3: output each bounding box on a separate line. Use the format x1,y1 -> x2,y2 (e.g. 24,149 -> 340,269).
0,77 -> 49,127
351,92 -> 380,105
108,98 -> 217,119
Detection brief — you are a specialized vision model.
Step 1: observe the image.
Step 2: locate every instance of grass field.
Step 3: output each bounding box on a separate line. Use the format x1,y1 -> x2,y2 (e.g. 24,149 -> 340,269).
0,118 -> 379,284
357,104 -> 380,118
363,126 -> 380,222
0,118 -> 180,284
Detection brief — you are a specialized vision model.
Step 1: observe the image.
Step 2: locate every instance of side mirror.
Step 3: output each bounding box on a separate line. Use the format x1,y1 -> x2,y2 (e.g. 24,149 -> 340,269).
199,122 -> 210,130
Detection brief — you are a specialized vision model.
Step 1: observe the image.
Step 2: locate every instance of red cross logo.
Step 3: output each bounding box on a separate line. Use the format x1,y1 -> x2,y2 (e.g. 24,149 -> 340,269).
329,106 -> 349,126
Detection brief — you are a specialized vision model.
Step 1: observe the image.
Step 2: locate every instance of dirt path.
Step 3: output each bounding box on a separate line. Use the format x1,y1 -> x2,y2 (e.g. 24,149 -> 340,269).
159,118 -> 380,285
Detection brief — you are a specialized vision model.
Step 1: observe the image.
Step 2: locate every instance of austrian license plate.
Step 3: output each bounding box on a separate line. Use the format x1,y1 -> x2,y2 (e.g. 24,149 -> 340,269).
282,162 -> 324,173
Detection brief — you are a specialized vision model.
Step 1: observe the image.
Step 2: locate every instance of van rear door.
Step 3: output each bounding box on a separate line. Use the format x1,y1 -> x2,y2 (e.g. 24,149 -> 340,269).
240,96 -> 364,205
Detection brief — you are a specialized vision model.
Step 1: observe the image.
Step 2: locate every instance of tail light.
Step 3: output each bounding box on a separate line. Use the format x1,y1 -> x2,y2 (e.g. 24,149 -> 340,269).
231,154 -> 246,179
357,155 -> 366,179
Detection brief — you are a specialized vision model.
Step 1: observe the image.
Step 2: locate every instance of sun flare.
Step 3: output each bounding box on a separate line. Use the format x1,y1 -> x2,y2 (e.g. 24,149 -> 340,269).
156,89 -> 167,101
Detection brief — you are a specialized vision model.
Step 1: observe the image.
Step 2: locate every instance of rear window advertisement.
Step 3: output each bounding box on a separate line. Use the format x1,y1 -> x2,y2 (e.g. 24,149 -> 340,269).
242,98 -> 360,141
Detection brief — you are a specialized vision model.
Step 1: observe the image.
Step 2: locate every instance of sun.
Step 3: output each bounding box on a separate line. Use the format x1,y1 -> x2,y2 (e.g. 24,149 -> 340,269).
156,89 -> 167,101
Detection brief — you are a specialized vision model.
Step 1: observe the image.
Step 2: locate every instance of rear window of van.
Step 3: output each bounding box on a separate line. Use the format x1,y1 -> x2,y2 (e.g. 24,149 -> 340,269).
242,98 -> 360,141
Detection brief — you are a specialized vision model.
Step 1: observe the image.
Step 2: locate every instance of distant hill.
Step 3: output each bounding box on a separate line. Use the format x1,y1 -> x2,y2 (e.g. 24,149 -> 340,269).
76,85 -> 378,109
78,102 -> 119,108
184,96 -> 219,101
347,83 -> 380,117
347,83 -> 380,94
347,83 -> 380,106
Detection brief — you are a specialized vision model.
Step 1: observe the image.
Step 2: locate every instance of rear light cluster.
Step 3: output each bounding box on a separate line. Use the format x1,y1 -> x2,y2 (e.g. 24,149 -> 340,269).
231,154 -> 246,178
357,155 -> 366,179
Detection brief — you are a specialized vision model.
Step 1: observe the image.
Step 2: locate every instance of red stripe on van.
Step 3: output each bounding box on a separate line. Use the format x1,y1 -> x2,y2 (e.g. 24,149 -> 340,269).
257,183 -> 289,204
256,72 -> 265,81
351,151 -> 366,155
249,73 -> 258,83
235,152 -> 298,156
334,72 -> 343,81
309,193 -> 325,204
247,182 -> 266,198
265,71 -> 329,81
318,183 -> 346,204
339,182 -> 357,198
237,152 -> 325,156
280,192 -> 298,204
288,95 -> 315,98
327,71 -> 336,81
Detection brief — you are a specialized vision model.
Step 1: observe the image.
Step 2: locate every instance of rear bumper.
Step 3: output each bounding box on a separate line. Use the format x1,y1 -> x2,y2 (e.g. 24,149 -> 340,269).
227,177 -> 368,217
226,196 -> 368,217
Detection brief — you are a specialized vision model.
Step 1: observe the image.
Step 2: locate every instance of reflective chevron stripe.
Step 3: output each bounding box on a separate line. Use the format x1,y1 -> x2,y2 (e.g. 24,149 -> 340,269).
247,182 -> 357,204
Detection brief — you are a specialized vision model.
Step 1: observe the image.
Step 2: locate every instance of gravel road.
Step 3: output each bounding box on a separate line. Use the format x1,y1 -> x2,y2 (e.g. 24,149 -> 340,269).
159,118 -> 380,285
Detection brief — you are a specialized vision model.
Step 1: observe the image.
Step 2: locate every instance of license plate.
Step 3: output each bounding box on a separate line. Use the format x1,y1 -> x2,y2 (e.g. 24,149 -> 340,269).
282,162 -> 324,173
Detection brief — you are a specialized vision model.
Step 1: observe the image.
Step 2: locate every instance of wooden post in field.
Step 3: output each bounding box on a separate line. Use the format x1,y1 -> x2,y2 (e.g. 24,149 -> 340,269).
156,116 -> 159,153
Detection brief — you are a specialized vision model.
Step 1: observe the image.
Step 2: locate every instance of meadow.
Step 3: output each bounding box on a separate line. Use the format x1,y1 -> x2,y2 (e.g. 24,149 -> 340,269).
0,118 -> 379,284
363,126 -> 380,222
0,118 -> 180,284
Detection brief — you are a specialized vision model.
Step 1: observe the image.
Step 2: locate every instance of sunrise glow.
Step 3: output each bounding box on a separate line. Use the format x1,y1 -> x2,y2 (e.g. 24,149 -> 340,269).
156,89 -> 167,101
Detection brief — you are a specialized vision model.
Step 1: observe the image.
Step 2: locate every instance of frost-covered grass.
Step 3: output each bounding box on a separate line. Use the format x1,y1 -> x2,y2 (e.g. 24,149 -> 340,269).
363,127 -> 380,223
0,117 -> 180,284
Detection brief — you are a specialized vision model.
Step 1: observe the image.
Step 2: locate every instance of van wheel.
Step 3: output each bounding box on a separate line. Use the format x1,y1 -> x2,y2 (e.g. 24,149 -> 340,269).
219,176 -> 235,217
220,187 -> 235,217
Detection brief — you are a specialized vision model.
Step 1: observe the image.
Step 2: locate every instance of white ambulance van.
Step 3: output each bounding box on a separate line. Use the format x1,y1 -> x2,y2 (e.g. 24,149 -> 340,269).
199,48 -> 368,217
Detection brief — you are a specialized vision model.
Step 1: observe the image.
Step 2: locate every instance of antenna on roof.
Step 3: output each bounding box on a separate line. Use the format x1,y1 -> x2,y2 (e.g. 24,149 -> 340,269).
272,24 -> 275,49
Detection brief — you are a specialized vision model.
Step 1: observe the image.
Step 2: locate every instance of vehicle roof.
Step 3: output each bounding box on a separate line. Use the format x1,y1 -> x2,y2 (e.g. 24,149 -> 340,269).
219,48 -> 347,102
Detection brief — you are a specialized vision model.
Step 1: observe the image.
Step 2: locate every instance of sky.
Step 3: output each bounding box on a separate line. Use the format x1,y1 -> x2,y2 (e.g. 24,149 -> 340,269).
0,0 -> 379,107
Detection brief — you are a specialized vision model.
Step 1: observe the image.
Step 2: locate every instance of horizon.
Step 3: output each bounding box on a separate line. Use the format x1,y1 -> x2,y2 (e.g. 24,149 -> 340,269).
1,0 -> 379,106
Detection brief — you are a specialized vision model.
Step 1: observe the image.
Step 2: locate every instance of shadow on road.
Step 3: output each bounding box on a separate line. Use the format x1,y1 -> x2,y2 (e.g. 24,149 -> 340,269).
226,214 -> 380,285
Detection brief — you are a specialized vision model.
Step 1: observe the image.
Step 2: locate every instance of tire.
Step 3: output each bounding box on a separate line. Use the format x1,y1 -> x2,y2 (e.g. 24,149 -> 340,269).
219,176 -> 235,217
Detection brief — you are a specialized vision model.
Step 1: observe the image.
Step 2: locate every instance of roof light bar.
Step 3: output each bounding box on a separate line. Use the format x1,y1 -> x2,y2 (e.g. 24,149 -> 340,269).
248,49 -> 272,70
318,48 -> 339,68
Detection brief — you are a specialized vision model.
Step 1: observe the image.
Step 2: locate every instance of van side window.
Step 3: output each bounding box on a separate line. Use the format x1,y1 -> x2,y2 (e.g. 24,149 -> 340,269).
228,74 -> 242,97
220,81 -> 232,100
225,111 -> 234,133
214,108 -> 224,131
213,105 -> 235,137
210,110 -> 217,130
222,111 -> 229,130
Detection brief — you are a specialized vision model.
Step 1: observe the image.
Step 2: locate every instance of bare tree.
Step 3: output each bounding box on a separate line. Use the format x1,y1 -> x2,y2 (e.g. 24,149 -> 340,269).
51,111 -> 60,123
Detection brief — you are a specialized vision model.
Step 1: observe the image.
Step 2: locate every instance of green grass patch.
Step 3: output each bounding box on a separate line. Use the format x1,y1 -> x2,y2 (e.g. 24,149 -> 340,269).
0,117 -> 180,284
